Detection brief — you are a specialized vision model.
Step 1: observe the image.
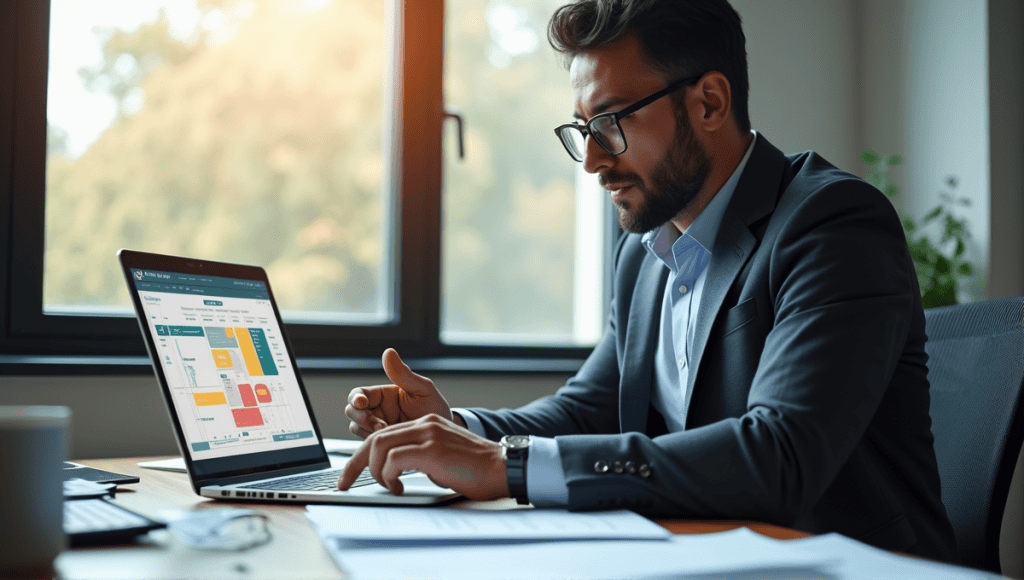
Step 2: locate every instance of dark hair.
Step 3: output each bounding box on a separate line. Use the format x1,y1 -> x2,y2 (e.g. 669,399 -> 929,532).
548,0 -> 750,132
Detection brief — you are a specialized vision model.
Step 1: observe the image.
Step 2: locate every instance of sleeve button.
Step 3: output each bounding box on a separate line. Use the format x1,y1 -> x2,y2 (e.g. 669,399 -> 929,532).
611,461 -> 623,474
638,464 -> 652,478
624,461 -> 637,474
594,461 -> 609,473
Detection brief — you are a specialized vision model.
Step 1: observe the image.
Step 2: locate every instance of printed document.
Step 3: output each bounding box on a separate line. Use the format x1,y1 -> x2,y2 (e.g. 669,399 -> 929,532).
306,505 -> 671,541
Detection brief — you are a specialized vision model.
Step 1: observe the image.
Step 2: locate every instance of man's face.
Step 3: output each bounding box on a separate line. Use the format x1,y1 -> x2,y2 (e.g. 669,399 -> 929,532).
569,36 -> 711,233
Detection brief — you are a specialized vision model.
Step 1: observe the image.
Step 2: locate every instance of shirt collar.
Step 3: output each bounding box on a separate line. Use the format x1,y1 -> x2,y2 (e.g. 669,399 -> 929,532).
643,131 -> 758,265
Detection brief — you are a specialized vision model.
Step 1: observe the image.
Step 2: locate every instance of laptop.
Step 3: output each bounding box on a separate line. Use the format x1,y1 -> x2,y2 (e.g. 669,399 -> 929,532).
118,249 -> 460,505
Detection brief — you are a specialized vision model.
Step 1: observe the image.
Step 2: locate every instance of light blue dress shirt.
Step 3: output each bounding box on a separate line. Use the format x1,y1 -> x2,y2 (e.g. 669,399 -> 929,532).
455,132 -> 758,506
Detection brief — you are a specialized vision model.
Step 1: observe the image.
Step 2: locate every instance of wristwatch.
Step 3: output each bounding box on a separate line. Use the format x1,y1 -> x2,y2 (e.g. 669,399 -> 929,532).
500,434 -> 530,505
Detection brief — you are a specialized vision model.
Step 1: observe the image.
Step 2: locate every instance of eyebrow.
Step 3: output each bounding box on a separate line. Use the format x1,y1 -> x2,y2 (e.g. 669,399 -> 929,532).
572,96 -> 634,121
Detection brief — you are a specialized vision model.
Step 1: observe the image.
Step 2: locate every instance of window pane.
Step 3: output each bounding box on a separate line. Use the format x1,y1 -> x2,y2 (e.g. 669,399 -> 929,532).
44,0 -> 393,324
442,0 -> 608,346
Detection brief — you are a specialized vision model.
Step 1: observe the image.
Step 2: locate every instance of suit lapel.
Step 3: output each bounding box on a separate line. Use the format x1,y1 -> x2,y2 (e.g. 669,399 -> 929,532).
682,136 -> 788,427
619,253 -> 668,434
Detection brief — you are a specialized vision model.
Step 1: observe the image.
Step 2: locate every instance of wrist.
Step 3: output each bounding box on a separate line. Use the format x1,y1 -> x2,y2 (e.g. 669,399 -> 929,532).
500,435 -> 530,505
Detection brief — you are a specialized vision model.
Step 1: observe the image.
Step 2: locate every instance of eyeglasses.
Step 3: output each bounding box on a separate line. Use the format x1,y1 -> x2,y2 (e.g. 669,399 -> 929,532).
554,74 -> 703,162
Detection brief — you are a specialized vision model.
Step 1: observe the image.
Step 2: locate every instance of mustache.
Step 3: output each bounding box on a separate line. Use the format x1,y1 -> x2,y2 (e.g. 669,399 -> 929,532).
598,171 -> 641,188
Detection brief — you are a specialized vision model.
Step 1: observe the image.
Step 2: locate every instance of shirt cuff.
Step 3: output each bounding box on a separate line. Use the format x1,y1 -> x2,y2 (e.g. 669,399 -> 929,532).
452,408 -> 486,437
526,436 -> 569,507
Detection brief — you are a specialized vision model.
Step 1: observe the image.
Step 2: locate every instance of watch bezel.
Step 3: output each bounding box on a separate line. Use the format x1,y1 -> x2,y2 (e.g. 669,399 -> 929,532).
501,434 -> 531,451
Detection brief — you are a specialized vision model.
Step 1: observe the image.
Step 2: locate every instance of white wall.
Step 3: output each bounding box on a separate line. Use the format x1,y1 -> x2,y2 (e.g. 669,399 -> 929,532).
860,0 -> 990,303
733,0 -> 860,173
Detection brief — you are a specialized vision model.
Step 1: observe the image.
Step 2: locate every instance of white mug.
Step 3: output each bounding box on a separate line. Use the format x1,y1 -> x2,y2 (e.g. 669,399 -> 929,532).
0,406 -> 71,578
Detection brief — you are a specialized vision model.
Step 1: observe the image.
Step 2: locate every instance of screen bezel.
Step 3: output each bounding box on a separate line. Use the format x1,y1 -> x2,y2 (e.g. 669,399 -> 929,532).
118,249 -> 331,493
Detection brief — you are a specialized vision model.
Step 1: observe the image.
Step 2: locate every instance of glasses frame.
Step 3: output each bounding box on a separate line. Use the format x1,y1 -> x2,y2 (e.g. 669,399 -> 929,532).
554,74 -> 704,162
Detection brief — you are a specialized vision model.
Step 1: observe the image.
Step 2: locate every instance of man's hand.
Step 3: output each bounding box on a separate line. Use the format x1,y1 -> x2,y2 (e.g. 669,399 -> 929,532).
345,348 -> 458,439
337,414 -> 509,500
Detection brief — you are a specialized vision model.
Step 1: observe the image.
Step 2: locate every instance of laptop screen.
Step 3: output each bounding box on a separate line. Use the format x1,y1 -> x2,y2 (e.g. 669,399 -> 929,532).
129,266 -> 322,469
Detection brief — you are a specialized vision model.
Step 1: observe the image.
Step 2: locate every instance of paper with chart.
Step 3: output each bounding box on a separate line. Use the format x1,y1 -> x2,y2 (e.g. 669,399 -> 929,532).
133,268 -> 318,461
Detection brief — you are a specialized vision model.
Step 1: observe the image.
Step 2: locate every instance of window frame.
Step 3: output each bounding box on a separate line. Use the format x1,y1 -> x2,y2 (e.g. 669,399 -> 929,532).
0,0 -> 613,368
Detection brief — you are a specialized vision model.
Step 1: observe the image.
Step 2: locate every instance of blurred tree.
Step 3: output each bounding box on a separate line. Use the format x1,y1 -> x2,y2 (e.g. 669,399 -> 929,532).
442,0 -> 580,339
46,0 -> 589,343
46,0 -> 387,316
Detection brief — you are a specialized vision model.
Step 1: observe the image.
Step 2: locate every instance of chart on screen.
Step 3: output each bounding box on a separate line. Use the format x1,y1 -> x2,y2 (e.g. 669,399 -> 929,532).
133,269 -> 318,461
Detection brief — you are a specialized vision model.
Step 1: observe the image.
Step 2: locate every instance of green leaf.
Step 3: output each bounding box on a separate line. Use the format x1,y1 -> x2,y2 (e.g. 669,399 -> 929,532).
901,217 -> 916,234
884,184 -> 898,198
954,238 -> 965,258
923,206 -> 942,223
861,149 -> 881,165
885,154 -> 903,166
946,175 -> 958,189
957,262 -> 974,276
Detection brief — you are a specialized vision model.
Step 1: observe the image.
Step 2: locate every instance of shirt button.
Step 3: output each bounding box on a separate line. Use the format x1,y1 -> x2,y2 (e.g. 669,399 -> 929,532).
679,284 -> 689,294
678,358 -> 685,367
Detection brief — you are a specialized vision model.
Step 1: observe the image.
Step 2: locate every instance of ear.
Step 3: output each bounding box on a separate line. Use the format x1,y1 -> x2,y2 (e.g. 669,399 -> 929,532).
687,71 -> 733,133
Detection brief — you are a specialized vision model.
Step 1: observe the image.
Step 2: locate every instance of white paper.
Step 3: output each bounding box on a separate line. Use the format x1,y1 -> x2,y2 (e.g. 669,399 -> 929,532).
306,505 -> 671,541
780,533 -> 998,579
320,527 -> 834,580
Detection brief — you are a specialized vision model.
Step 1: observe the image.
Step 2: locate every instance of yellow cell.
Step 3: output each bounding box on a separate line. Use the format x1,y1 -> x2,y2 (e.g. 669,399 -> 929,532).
235,327 -> 264,376
225,328 -> 234,338
211,349 -> 233,368
193,391 -> 228,407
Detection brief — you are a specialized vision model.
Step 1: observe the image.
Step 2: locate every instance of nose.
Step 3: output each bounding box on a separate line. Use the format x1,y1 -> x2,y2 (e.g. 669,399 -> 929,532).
581,135 -> 614,174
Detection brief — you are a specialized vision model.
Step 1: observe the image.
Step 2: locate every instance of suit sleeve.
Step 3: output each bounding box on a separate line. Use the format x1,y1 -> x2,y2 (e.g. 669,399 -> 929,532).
556,179 -> 918,523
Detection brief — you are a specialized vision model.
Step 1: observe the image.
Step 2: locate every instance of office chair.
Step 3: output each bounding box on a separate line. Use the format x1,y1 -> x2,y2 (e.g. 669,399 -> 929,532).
924,296 -> 1024,573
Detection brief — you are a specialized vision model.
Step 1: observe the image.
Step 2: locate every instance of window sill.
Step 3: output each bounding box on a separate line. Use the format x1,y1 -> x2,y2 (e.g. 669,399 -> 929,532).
0,354 -> 585,376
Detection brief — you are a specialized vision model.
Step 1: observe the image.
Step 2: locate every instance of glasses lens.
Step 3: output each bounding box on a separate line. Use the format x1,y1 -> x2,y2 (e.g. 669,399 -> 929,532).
558,126 -> 586,161
590,115 -> 625,155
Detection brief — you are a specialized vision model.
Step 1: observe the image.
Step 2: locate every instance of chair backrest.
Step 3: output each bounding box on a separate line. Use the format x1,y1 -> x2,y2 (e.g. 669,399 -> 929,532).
924,296 -> 1024,573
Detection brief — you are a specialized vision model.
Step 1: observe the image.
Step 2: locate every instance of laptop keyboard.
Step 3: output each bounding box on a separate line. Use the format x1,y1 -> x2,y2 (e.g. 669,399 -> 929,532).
238,468 -> 375,492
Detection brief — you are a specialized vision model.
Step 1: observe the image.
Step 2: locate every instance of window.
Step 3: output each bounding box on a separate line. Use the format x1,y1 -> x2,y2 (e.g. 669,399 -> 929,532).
0,0 -> 613,365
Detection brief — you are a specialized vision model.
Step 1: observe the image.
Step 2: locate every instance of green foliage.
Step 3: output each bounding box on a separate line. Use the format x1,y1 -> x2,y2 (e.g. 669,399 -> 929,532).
862,149 -> 973,308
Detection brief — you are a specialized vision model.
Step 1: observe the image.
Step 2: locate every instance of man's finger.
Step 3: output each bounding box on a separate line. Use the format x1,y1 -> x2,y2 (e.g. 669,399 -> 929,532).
380,441 -> 431,496
345,404 -> 386,430
348,386 -> 386,410
382,349 -> 433,394
349,421 -> 373,440
337,441 -> 372,490
361,421 -> 425,489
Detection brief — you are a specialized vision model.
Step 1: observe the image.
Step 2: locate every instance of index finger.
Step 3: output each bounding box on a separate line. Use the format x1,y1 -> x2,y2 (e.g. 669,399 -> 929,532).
338,439 -> 371,490
347,386 -> 384,410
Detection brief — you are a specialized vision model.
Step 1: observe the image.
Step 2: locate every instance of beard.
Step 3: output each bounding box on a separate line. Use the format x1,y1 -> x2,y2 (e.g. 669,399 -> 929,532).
604,111 -> 712,234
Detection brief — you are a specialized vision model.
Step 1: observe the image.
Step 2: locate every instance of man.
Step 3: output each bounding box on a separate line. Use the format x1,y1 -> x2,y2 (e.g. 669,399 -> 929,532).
338,0 -> 959,563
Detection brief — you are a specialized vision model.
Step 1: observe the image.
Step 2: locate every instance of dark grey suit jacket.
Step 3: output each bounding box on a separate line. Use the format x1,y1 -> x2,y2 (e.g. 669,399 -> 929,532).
469,135 -> 959,563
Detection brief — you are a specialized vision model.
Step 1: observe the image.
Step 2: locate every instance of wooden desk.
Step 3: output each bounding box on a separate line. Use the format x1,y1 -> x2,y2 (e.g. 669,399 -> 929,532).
55,457 -> 810,580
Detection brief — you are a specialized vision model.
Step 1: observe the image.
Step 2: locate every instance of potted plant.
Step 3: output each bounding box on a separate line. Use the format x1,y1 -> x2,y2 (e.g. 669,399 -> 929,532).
861,149 -> 973,308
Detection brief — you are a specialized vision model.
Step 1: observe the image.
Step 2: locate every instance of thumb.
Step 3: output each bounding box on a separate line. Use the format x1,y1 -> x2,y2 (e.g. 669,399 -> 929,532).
382,348 -> 434,395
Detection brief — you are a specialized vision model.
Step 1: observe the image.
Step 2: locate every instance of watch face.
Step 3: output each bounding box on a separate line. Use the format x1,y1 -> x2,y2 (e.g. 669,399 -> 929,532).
503,435 -> 530,450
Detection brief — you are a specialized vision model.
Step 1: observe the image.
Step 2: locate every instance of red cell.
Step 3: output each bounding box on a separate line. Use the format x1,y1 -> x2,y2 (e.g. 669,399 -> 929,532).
231,407 -> 264,428
237,383 -> 258,407
255,384 -> 272,403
